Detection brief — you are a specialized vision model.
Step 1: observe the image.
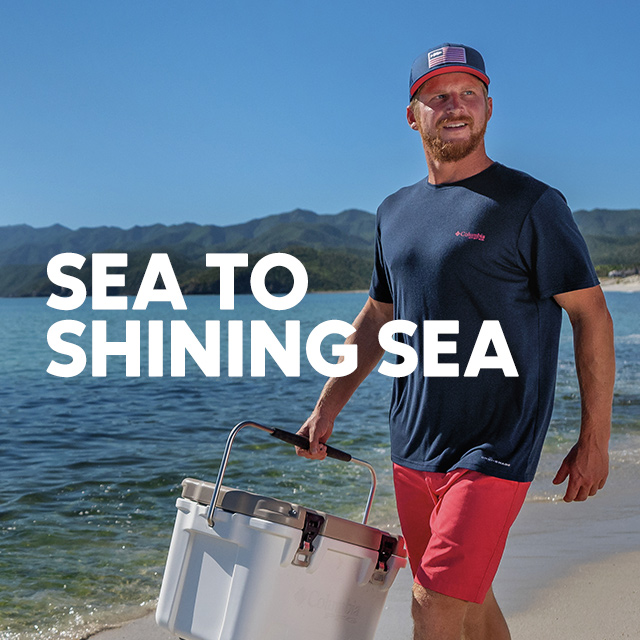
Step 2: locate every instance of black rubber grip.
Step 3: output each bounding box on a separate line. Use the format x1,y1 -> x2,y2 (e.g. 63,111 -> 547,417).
270,428 -> 352,463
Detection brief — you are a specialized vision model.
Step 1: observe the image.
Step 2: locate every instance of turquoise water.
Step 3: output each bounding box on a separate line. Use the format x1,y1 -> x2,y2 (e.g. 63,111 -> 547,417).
0,291 -> 638,639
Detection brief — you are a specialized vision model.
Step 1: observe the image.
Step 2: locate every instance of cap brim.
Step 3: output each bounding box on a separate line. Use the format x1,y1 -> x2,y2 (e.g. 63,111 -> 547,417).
410,66 -> 490,99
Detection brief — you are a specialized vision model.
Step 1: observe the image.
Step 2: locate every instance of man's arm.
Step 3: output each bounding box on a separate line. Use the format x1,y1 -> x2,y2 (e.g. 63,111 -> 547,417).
296,296 -> 393,459
552,285 -> 615,502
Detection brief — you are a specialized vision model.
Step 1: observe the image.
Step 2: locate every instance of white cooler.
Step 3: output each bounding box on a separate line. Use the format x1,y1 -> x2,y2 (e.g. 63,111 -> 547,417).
156,421 -> 407,640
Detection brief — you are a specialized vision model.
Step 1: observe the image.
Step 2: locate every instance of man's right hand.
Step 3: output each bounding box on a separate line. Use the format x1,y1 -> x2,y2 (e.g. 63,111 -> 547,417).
296,414 -> 334,460
294,297 -> 392,462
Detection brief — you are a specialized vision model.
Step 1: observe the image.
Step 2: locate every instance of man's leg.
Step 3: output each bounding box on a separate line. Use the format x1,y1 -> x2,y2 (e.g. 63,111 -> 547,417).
412,584 -> 466,640
394,465 -> 528,640
463,587 -> 510,640
411,584 -> 510,640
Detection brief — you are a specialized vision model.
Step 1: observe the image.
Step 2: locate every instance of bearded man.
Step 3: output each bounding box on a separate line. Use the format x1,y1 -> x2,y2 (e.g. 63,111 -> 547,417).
297,43 -> 614,640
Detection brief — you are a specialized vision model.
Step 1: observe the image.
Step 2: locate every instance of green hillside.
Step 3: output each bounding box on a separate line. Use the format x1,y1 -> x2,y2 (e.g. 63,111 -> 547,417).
0,208 -> 374,267
573,208 -> 640,274
573,209 -> 640,236
0,209 -> 376,297
0,208 -> 638,297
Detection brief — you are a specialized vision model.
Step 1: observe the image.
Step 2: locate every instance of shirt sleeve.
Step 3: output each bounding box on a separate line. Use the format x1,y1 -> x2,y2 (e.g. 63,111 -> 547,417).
368,212 -> 393,303
517,188 -> 599,299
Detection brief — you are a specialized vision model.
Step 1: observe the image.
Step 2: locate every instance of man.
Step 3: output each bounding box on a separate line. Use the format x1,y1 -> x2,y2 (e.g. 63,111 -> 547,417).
297,43 -> 615,640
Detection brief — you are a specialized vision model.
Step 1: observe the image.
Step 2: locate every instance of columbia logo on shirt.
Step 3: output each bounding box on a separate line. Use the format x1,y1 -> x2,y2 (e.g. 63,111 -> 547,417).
455,231 -> 486,242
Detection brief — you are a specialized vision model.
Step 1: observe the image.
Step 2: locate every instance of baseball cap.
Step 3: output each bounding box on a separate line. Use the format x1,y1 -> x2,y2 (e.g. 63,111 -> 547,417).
409,43 -> 490,99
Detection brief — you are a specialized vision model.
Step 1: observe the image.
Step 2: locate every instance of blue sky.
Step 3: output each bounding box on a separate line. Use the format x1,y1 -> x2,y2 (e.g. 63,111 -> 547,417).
1,0 -> 638,230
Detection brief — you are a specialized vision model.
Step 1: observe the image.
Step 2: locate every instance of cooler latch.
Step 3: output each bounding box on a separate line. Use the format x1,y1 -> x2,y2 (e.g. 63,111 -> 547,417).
371,533 -> 397,584
292,512 -> 325,567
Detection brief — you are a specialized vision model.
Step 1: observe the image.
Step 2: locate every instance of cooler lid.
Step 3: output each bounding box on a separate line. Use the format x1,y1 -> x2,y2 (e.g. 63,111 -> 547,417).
181,478 -> 406,557
182,478 -> 307,529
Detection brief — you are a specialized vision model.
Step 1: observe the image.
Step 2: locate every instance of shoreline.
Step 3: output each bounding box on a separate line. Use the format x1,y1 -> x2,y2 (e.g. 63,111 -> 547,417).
87,467 -> 640,640
3,276 -> 639,302
87,549 -> 640,640
599,274 -> 640,292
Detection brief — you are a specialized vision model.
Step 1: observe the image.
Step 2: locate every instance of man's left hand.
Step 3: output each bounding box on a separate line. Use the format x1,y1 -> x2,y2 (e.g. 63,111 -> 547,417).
552,435 -> 609,502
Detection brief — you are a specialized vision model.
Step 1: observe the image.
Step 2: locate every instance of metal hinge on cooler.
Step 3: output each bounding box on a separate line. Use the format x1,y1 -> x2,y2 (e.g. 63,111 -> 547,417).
292,512 -> 325,567
370,534 -> 397,584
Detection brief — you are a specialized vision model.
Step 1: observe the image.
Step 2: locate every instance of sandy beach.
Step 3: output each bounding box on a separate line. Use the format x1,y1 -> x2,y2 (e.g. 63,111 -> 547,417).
88,463 -> 640,640
599,275 -> 640,292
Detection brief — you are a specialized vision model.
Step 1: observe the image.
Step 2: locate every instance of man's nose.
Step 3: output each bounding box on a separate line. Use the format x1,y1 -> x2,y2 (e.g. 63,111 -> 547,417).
445,94 -> 463,112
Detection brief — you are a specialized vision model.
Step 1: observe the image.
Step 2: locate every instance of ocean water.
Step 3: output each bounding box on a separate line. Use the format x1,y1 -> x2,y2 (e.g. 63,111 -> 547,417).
0,291 -> 638,639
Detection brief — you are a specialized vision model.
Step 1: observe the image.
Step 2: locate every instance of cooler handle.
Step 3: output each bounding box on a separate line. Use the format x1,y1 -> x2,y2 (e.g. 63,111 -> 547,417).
270,427 -> 352,462
206,420 -> 377,528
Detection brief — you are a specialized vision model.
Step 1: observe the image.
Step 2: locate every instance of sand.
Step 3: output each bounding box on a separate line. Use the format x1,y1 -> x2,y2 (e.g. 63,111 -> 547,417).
88,550 -> 640,640
88,464 -> 640,640
507,552 -> 640,639
599,275 -> 640,292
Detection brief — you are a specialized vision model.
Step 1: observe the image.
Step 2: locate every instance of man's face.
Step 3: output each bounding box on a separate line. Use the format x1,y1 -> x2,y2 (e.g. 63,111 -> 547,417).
407,72 -> 493,163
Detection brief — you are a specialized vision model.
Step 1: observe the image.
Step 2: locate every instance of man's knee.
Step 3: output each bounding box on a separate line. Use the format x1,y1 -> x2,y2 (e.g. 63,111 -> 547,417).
463,588 -> 511,640
412,583 -> 468,639
413,583 -> 467,610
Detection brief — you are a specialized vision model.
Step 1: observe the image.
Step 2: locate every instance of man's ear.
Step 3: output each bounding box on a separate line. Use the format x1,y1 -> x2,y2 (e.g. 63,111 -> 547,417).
406,104 -> 419,131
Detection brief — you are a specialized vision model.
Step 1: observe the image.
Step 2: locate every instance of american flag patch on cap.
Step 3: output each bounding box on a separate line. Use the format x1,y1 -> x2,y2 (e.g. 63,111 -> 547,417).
428,46 -> 467,68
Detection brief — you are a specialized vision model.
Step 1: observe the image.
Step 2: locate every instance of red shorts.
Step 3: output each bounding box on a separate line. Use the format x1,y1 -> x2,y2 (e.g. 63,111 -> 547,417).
393,464 -> 530,604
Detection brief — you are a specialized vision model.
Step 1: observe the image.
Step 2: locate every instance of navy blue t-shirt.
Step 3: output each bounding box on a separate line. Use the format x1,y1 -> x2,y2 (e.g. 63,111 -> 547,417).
369,162 -> 598,482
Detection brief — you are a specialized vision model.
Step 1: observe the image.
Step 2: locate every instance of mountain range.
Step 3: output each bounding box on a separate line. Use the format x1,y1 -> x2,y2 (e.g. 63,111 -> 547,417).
0,208 -> 638,297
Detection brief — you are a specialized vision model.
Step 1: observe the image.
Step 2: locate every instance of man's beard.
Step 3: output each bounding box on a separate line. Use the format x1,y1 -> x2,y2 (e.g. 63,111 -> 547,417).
421,116 -> 488,163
